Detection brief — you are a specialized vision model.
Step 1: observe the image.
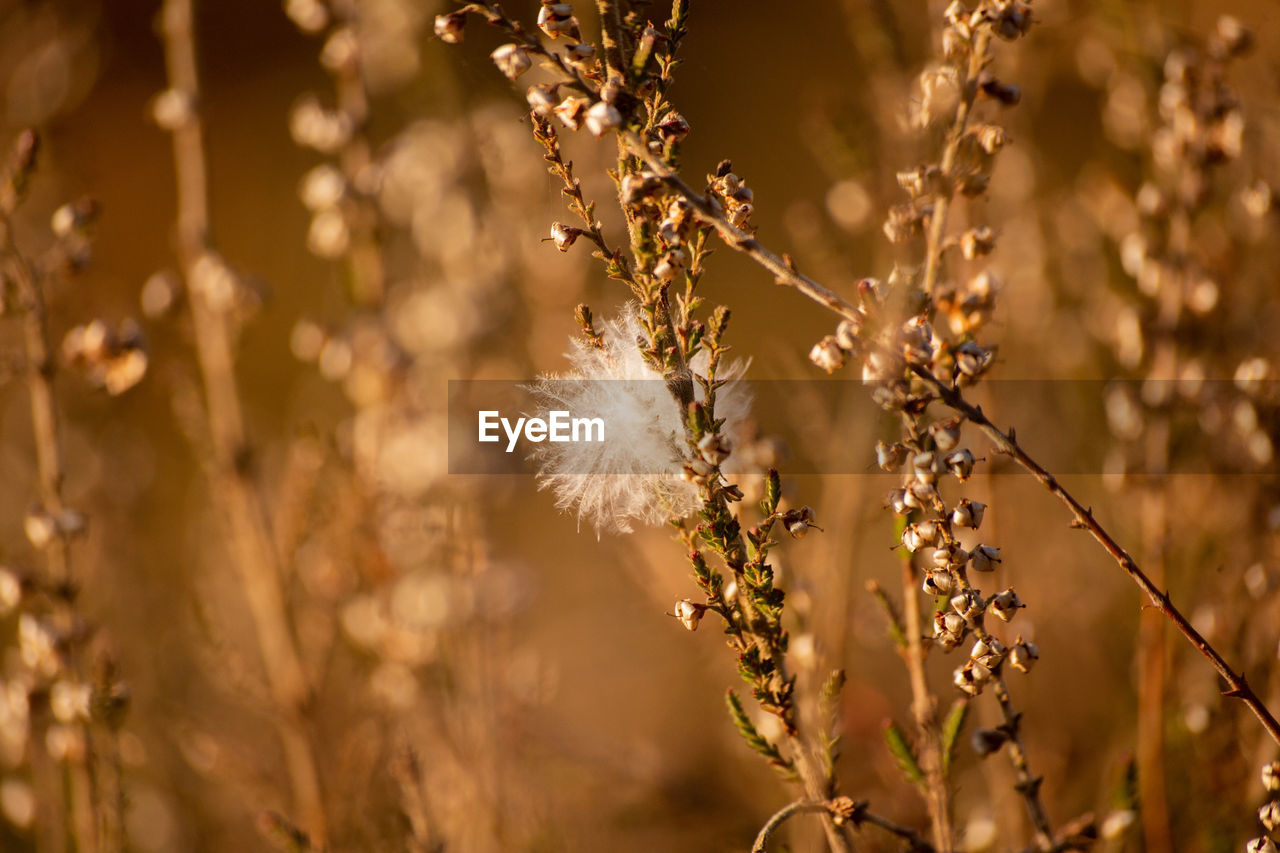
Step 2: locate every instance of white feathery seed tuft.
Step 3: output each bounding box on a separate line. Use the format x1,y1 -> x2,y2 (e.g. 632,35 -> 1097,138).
531,305 -> 750,535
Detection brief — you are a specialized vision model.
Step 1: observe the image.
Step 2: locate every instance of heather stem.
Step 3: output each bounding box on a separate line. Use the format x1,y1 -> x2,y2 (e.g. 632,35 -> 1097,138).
160,0 -> 327,842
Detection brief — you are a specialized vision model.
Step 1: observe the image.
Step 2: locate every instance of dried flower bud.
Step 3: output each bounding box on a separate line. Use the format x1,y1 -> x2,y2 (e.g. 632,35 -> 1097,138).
1212,15 -> 1253,58
884,203 -> 925,243
549,222 -> 582,252
1260,801 -> 1280,832
285,0 -> 328,32
554,97 -> 589,130
971,727 -> 1008,756
875,441 -> 907,472
902,521 -> 939,553
969,544 -> 1001,573
1235,357 -> 1271,395
901,316 -> 935,364
1264,761 -> 1280,792
537,3 -> 577,38
943,27 -> 969,60
681,458 -> 714,486
657,112 -> 690,143
973,124 -> 1008,155
434,11 -> 468,43
835,318 -> 861,351
151,88 -> 195,131
320,27 -> 359,73
697,433 -> 730,465
51,200 -> 98,239
887,488 -> 910,515
565,42 -> 596,63
908,481 -> 937,509
990,0 -> 1033,40
291,319 -> 327,363
527,84 -> 560,117
951,588 -> 984,620
585,101 -> 623,138
944,448 -> 975,481
50,680 -> 91,723
896,166 -> 940,198
951,498 -> 985,529
289,95 -> 353,153
652,247 -> 687,281
928,417 -> 963,451
299,164 -> 345,211
490,44 -> 532,81
308,208 -> 350,258
955,660 -> 991,696
960,226 -> 996,259
24,510 -> 58,550
988,588 -> 1024,622
672,599 -> 704,631
971,636 -> 1007,669
783,506 -> 818,539
1009,637 -> 1038,674
954,341 -> 995,378
620,171 -> 661,205
935,611 -> 967,648
923,570 -> 954,596
932,544 -> 966,569
1241,181 -> 1272,219
0,567 -> 21,616
1247,838 -> 1278,853
809,336 -> 846,373
958,171 -> 991,196
979,75 -> 1021,106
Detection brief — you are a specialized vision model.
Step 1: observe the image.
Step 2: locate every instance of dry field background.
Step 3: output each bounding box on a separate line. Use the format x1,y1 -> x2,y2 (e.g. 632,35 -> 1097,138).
0,0 -> 1278,851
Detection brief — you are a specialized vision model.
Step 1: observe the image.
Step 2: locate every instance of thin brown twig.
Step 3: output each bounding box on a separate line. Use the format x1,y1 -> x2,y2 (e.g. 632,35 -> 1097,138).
159,0 -> 328,843
897,546 -> 955,852
989,675 -> 1053,850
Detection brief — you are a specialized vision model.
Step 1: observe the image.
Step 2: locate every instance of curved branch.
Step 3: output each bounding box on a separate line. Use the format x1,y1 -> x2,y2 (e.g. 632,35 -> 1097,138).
752,801 -> 831,853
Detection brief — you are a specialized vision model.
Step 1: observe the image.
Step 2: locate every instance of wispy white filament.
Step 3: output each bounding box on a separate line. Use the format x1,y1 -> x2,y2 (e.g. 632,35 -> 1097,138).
531,306 -> 750,534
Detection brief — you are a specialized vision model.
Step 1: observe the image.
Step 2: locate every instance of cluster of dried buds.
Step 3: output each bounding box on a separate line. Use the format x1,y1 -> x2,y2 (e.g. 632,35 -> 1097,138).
61,318 -> 148,396
706,161 -> 754,230
1107,18 -> 1275,473
0,560 -> 108,780
808,1 -> 1036,707
875,406 -> 1036,698
437,2 -> 637,141
1250,762 -> 1280,852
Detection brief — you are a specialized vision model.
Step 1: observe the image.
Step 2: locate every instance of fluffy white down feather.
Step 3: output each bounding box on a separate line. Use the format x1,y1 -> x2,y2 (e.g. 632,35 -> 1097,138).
531,306 -> 750,534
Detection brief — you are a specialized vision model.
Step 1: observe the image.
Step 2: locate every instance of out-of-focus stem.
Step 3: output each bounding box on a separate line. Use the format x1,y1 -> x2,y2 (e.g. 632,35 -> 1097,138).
2,146 -> 100,853
899,548 -> 955,852
328,0 -> 385,307
921,29 -> 990,299
159,0 -> 327,843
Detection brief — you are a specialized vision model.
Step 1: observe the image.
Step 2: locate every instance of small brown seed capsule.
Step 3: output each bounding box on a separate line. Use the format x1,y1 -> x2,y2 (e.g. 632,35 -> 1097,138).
433,11 -> 467,43
490,44 -> 532,81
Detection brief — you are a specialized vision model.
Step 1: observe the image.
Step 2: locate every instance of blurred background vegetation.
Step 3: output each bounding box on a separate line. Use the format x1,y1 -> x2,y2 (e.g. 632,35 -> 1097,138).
0,0 -> 1278,850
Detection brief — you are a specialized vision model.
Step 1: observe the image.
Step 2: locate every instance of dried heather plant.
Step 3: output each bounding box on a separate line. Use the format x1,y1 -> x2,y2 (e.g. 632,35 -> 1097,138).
440,1 -> 1280,850
531,303 -> 752,534
0,130 -> 130,853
